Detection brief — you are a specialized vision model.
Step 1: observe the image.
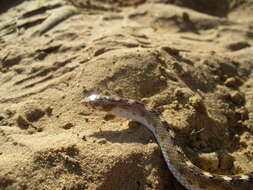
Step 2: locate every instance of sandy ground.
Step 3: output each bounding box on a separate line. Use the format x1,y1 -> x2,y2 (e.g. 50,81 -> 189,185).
0,0 -> 253,189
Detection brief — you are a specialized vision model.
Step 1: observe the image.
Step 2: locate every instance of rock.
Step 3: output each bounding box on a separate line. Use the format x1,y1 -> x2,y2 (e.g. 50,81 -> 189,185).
219,153 -> 234,170
197,152 -> 219,171
16,115 -> 30,129
230,91 -> 245,105
226,41 -> 251,51
25,108 -> 45,122
174,87 -> 194,99
235,107 -> 248,120
103,114 -> 115,121
45,106 -> 53,116
61,122 -> 74,130
224,77 -> 240,88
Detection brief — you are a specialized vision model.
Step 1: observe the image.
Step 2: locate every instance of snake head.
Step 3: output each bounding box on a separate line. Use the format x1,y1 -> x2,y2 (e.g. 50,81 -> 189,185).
81,94 -> 114,111
81,94 -> 151,128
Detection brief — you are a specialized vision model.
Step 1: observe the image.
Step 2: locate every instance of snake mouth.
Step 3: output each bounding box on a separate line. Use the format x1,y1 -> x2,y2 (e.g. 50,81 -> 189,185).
80,99 -> 86,104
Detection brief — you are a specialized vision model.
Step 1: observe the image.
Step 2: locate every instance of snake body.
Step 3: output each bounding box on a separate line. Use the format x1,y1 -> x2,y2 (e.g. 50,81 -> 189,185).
82,94 -> 253,190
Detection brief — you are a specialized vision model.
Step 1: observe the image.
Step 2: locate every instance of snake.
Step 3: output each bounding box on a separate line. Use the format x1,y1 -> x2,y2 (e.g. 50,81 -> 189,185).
81,94 -> 253,190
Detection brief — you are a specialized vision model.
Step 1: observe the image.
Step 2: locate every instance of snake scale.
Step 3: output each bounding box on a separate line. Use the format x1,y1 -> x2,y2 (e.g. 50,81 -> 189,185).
81,94 -> 253,190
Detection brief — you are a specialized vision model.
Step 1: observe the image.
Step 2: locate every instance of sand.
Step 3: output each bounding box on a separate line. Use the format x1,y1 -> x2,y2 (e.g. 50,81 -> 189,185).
0,0 -> 253,189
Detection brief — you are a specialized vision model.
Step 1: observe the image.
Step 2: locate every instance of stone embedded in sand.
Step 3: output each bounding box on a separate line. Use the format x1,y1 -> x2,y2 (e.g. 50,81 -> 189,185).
16,115 -> 30,129
45,106 -> 53,116
235,107 -> 248,120
219,154 -> 234,170
61,122 -> 74,130
197,152 -> 219,172
226,41 -> 251,51
230,91 -> 245,105
25,107 -> 45,122
224,77 -> 238,87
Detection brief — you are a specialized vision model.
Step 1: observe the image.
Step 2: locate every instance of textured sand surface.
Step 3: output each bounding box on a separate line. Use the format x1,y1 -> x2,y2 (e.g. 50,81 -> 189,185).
0,0 -> 253,189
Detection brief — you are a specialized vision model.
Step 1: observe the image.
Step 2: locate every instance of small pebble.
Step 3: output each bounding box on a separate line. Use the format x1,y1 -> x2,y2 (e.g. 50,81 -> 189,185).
46,106 -> 53,116
61,122 -> 74,130
82,136 -> 87,141
16,115 -> 30,129
25,108 -> 45,122
219,154 -> 234,170
224,77 -> 237,87
230,91 -> 245,105
197,152 -> 219,171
